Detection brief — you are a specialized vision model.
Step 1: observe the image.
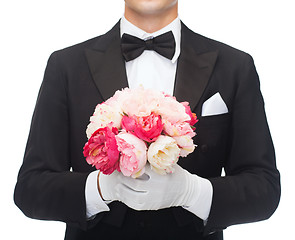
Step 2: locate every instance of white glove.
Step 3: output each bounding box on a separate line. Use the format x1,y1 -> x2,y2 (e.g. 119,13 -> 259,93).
117,164 -> 201,211
99,170 -> 124,202
98,170 -> 150,202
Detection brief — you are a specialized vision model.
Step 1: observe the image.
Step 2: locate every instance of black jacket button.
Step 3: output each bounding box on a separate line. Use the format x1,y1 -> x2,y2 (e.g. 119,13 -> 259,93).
201,144 -> 208,153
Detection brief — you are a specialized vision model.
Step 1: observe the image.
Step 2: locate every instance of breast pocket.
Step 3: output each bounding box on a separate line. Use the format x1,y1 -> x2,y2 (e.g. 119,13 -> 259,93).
197,113 -> 230,137
193,113 -> 231,174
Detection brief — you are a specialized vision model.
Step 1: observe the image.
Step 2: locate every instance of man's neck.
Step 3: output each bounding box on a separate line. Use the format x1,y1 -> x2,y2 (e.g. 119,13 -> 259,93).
124,5 -> 178,33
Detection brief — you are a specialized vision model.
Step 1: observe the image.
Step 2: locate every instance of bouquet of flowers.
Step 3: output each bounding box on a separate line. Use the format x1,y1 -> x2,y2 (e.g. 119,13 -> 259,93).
83,87 -> 198,178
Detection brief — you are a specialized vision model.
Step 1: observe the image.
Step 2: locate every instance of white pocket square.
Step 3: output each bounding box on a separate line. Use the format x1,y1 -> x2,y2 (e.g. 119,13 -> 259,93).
201,92 -> 228,117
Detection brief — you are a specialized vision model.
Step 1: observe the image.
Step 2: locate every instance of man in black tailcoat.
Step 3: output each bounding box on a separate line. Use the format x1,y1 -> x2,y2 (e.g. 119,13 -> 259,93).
14,1 -> 280,239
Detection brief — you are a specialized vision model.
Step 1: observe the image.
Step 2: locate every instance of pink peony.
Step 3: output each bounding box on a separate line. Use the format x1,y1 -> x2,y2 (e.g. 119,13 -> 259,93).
181,101 -> 198,127
83,126 -> 120,175
156,94 -> 191,123
121,113 -> 163,142
163,119 -> 196,138
119,87 -> 163,117
116,132 -> 147,178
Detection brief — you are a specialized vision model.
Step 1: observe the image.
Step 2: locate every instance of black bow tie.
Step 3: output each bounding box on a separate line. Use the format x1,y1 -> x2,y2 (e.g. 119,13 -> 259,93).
121,31 -> 176,62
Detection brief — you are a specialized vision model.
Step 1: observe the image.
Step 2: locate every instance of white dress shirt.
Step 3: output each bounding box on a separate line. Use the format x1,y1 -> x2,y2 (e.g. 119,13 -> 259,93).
85,16 -> 213,221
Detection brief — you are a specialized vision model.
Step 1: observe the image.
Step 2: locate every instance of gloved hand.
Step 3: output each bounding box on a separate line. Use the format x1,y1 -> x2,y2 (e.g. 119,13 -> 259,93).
98,170 -> 125,202
116,164 -> 201,211
98,170 -> 150,202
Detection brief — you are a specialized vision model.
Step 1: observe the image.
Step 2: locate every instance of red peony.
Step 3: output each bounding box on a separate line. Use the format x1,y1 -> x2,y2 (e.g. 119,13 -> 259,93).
121,113 -> 164,142
83,126 -> 120,175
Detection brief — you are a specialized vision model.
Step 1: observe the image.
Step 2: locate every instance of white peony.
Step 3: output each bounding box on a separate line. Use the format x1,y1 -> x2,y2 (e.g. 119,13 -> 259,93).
86,103 -> 122,139
173,135 -> 196,157
147,135 -> 181,175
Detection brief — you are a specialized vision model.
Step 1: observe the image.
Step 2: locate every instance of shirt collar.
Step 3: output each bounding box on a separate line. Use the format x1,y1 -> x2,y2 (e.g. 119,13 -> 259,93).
120,16 -> 181,63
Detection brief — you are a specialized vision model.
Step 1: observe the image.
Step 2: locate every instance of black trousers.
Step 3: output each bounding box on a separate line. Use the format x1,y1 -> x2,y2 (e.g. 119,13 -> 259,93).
65,208 -> 223,240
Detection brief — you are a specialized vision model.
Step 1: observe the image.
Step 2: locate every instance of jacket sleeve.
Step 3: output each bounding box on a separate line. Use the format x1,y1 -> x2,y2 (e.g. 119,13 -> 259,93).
13,52 -> 103,230
204,54 -> 281,234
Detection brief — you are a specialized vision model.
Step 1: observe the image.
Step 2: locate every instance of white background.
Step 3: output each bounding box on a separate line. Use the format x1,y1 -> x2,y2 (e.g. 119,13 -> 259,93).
1,0 -> 294,239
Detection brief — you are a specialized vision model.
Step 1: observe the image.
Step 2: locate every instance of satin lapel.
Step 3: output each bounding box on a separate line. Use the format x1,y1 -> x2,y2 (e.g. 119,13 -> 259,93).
174,24 -> 218,110
85,22 -> 128,101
